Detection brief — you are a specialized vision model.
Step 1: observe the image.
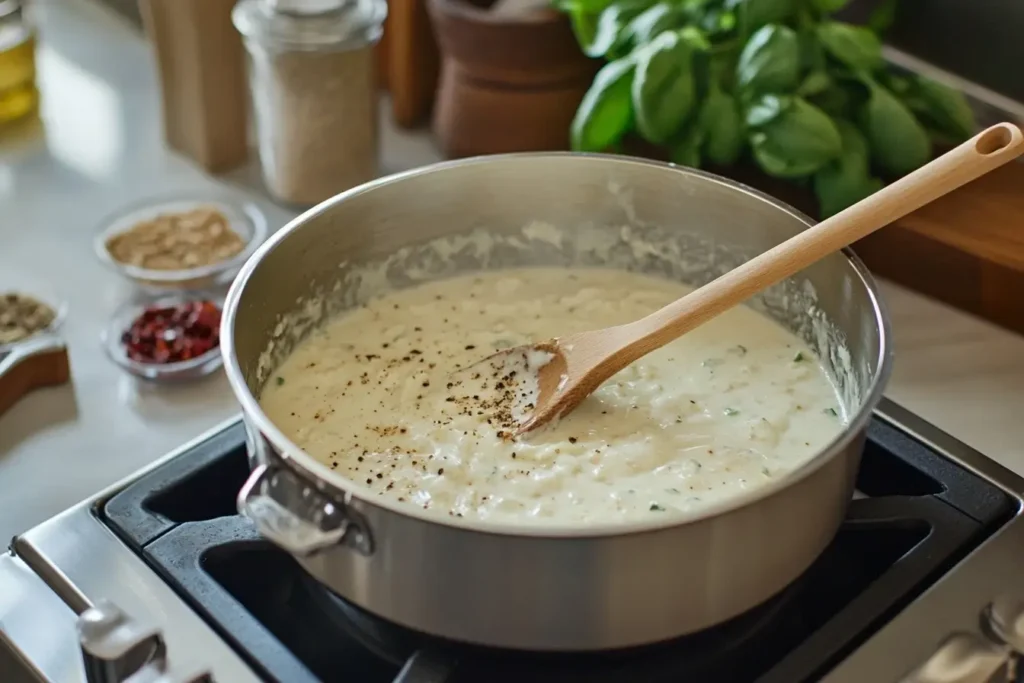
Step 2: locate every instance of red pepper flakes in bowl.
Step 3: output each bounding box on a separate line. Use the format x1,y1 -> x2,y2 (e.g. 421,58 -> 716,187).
103,293 -> 225,382
121,300 -> 221,364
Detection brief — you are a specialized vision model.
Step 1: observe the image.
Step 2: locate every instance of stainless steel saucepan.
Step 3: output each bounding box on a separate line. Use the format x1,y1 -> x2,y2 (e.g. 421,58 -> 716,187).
221,153 -> 891,651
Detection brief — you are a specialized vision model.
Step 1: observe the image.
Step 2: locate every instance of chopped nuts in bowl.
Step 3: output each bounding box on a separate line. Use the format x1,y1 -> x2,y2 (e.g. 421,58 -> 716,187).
94,194 -> 269,291
0,291 -> 67,352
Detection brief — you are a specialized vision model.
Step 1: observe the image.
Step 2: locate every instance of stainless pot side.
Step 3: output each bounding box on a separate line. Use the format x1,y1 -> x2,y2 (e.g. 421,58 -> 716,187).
222,153 -> 892,649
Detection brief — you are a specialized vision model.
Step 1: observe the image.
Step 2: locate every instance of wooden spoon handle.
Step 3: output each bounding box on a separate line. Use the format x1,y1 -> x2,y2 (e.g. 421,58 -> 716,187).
630,123 -> 1024,347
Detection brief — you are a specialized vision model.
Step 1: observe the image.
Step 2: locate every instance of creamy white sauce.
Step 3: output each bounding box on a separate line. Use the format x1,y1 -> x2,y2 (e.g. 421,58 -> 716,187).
260,268 -> 846,525
446,345 -> 556,431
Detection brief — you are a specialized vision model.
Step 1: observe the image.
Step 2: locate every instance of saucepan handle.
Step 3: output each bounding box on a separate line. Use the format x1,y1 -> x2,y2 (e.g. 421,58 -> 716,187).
237,464 -> 374,556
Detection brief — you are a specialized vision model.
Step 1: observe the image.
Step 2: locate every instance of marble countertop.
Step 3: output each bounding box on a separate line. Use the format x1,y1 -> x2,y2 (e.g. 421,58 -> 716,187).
0,0 -> 1021,542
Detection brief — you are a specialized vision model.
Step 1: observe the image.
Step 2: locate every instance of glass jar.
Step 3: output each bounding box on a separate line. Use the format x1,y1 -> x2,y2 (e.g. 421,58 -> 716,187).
233,0 -> 386,207
0,0 -> 38,127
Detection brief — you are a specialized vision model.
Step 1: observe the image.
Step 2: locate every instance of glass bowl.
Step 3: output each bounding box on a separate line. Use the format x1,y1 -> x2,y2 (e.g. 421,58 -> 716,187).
93,193 -> 269,292
102,292 -> 225,382
0,291 -> 68,354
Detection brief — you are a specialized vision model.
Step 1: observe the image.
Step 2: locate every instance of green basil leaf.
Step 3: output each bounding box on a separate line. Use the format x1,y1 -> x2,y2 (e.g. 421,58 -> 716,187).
808,75 -> 869,117
797,70 -> 831,97
583,0 -> 652,59
808,0 -> 850,13
812,117 -> 878,216
571,58 -> 637,152
816,21 -> 883,72
814,162 -> 882,217
833,118 -> 870,168
736,24 -> 800,96
632,29 -> 704,144
868,0 -> 899,35
679,24 -> 713,51
798,27 -> 826,71
684,27 -> 715,98
815,21 -> 880,72
902,76 -> 976,142
556,0 -> 616,12
620,2 -> 687,48
677,0 -> 737,39
858,79 -> 931,176
670,124 -> 705,168
709,40 -> 742,90
744,92 -> 789,127
883,73 -> 913,97
747,95 -> 842,178
748,137 -> 796,176
703,7 -> 738,37
730,0 -> 796,36
681,1 -> 736,38
567,7 -> 601,51
698,83 -> 744,165
681,0 -> 721,13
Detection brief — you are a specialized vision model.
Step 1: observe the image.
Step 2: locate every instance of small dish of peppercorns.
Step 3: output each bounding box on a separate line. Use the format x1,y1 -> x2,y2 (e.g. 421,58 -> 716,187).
103,292 -> 224,382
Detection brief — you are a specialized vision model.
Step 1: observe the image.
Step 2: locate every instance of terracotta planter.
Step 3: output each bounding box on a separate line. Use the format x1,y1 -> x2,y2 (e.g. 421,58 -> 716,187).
433,61 -> 593,158
427,0 -> 599,157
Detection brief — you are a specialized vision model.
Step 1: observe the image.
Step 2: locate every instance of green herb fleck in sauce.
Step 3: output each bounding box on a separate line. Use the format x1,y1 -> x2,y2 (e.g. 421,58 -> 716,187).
793,352 -> 805,362
275,377 -> 285,386
724,407 -> 740,416
824,407 -> 838,417
650,503 -> 665,512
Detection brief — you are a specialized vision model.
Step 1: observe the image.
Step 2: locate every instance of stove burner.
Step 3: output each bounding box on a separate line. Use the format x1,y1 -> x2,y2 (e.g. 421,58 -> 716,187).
306,574 -> 797,682
102,417 -> 1017,683
305,576 -> 434,666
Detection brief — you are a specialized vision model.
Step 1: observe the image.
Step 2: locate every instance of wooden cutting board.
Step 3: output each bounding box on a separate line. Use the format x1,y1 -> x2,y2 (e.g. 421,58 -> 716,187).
699,156 -> 1024,337
626,132 -> 1024,336
853,161 -> 1024,335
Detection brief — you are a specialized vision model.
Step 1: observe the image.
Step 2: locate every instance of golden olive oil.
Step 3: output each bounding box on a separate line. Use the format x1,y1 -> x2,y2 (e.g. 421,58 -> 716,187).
0,21 -> 37,126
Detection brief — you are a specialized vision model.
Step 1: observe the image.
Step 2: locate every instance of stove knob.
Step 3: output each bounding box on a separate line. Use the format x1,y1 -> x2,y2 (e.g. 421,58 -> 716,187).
900,632 -> 1012,683
984,596 -> 1024,654
78,600 -> 213,683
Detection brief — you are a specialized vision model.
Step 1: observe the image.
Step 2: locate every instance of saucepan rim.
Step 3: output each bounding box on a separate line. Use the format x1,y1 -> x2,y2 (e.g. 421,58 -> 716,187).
221,152 -> 893,539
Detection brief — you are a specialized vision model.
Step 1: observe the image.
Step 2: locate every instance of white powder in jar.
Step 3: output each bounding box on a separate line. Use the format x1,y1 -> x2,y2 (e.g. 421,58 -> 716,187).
247,43 -> 379,206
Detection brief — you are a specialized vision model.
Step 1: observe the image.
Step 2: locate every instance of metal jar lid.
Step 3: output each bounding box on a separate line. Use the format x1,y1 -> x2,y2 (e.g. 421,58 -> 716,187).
0,0 -> 23,21
233,0 -> 386,52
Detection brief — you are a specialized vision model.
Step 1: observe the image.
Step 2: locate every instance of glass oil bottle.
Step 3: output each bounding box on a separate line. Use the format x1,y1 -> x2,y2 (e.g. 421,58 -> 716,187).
0,0 -> 38,128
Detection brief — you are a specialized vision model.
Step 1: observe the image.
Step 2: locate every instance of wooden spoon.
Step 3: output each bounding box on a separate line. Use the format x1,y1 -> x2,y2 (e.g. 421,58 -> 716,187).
479,123 -> 1024,435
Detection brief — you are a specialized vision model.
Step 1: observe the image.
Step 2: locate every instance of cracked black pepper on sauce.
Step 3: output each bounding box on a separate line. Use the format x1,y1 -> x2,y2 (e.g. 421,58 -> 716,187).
259,268 -> 845,525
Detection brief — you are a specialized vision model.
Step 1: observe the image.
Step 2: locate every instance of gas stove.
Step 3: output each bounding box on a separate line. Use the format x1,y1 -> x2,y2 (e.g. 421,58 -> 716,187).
2,398 -> 1024,683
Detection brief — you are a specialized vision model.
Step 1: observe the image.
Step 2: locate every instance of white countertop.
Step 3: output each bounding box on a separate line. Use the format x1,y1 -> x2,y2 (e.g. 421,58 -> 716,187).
1,0 -> 1022,542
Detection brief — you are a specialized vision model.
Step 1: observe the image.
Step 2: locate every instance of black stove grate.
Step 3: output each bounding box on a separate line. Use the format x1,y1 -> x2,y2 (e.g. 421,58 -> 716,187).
100,417 -> 1016,683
